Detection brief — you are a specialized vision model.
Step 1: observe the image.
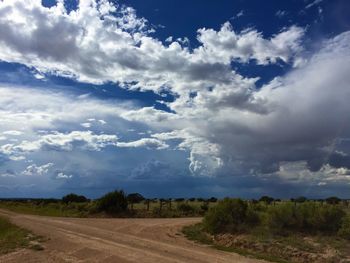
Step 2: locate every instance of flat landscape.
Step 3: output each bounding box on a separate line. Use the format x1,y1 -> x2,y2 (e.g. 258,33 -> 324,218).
0,209 -> 265,263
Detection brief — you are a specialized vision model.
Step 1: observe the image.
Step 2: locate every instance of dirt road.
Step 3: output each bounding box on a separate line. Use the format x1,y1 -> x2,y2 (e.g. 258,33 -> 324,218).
0,209 -> 266,263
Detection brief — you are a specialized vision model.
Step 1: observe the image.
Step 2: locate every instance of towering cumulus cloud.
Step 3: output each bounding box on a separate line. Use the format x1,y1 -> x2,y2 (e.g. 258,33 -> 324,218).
0,0 -> 349,197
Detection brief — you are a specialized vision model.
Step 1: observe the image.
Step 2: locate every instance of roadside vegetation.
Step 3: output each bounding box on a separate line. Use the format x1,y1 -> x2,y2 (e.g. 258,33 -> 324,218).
0,216 -> 43,255
183,197 -> 350,263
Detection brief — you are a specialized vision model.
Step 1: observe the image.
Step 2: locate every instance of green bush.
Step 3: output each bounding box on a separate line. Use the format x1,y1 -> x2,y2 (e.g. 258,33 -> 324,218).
338,215 -> 350,239
203,198 -> 247,234
177,203 -> 195,215
245,205 -> 261,225
96,190 -> 128,214
200,202 -> 209,212
266,202 -> 346,234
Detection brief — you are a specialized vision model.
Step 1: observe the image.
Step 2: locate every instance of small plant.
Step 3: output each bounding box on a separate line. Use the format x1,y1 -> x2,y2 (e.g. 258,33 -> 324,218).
338,215 -> 350,239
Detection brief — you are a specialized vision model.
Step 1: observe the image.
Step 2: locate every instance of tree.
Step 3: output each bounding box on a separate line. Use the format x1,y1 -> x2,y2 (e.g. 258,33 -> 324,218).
127,193 -> 145,210
295,196 -> 307,203
259,196 -> 274,205
62,193 -> 88,203
97,190 -> 128,214
326,196 -> 341,205
208,197 -> 218,202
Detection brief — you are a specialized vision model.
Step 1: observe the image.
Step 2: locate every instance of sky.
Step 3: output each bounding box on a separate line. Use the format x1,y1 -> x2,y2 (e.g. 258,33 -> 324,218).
0,0 -> 350,199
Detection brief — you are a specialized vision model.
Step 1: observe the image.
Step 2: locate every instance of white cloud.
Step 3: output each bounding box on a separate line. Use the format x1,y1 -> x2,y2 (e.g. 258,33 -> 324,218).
22,163 -> 54,176
56,172 -> 73,179
194,23 -> 304,65
277,161 -> 350,185
233,10 -> 244,19
117,138 -> 169,150
305,0 -> 323,9
275,10 -> 287,18
81,122 -> 92,128
0,0 -> 304,98
19,131 -> 119,152
3,130 -> 23,136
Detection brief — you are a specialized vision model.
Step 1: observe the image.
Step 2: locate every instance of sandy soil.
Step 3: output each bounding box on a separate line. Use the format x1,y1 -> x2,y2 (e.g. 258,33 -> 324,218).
0,209 -> 266,263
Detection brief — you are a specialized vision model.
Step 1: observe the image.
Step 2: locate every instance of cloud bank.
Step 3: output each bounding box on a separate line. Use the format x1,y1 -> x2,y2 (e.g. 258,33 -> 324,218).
0,0 -> 349,197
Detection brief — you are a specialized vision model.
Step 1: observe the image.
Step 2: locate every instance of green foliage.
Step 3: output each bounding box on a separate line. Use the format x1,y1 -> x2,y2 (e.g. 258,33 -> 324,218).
202,198 -> 347,237
200,202 -> 209,212
338,215 -> 350,239
0,217 -> 30,254
182,223 -> 213,245
0,201 -> 94,217
203,198 -> 248,234
62,193 -> 88,203
266,202 -> 346,234
245,205 -> 261,225
96,190 -> 128,214
177,202 -> 196,215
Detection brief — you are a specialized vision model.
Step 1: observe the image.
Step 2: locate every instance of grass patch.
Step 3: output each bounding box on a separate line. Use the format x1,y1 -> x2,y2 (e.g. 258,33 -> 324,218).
0,201 -> 94,217
0,216 -> 35,255
182,223 -> 212,244
0,199 -> 214,218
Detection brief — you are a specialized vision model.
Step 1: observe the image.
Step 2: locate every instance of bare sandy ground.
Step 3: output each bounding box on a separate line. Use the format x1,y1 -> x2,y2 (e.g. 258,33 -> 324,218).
0,209 -> 267,263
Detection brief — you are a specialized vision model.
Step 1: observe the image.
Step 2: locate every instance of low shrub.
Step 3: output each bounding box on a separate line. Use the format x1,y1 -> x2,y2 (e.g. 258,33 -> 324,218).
338,215 -> 350,239
200,202 -> 209,212
203,198 -> 248,234
202,199 -> 348,237
177,202 -> 196,215
266,202 -> 346,234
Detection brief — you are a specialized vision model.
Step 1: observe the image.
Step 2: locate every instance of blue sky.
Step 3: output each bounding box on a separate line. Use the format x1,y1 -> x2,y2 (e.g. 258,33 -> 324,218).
0,0 -> 349,199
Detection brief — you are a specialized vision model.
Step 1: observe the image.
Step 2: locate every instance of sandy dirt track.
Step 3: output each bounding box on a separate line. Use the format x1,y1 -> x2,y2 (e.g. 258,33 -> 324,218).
0,209 -> 267,263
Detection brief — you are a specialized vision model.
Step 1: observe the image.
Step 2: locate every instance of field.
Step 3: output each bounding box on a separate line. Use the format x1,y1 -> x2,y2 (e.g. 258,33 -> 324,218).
0,200 -> 95,217
0,198 -> 217,218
